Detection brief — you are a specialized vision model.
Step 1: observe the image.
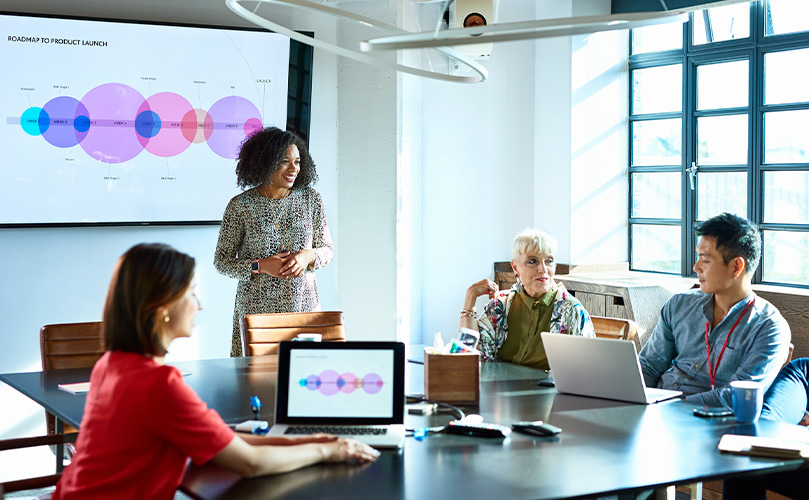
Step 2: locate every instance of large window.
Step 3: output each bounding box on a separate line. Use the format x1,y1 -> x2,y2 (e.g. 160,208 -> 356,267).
629,0 -> 809,285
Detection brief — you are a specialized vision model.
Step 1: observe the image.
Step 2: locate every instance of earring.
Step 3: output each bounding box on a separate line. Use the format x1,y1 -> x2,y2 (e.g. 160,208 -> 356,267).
164,315 -> 170,323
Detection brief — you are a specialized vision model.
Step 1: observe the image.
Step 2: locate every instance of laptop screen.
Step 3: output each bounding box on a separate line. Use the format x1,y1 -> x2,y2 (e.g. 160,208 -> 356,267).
275,341 -> 405,425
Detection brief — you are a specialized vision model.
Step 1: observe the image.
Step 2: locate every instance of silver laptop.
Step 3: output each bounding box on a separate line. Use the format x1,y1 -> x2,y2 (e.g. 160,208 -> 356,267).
268,341 -> 406,448
541,333 -> 682,404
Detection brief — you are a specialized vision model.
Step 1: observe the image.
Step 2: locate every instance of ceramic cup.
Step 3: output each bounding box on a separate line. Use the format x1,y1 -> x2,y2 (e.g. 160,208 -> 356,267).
731,380 -> 764,423
294,333 -> 322,342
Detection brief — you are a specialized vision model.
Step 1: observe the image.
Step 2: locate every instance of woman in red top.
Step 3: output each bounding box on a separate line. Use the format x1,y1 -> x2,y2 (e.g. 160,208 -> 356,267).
53,243 -> 378,500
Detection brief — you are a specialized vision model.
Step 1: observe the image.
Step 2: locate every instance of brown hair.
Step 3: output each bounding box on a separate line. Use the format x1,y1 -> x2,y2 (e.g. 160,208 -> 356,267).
102,243 -> 195,356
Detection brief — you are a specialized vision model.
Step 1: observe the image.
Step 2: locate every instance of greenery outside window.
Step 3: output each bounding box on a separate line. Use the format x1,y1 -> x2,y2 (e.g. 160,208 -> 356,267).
629,0 -> 809,286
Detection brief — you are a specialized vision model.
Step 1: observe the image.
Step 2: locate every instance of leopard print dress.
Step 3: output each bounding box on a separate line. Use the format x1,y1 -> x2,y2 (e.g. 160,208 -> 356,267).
214,187 -> 333,356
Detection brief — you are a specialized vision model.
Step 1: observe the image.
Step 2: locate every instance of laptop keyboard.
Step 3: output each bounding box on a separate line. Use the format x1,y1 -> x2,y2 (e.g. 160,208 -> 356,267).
284,426 -> 388,436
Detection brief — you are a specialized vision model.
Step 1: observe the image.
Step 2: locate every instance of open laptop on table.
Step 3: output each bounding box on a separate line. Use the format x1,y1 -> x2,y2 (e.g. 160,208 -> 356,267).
268,340 -> 406,448
541,333 -> 682,404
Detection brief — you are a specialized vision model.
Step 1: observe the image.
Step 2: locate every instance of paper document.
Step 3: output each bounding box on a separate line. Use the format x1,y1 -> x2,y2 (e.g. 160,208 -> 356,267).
58,382 -> 91,394
718,434 -> 809,459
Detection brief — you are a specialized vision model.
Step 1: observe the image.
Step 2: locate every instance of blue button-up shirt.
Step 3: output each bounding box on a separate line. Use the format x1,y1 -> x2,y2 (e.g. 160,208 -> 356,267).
639,289 -> 791,408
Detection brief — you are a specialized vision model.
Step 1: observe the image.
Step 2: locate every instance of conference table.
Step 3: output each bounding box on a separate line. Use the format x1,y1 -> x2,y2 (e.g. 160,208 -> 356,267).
2,354 -> 808,499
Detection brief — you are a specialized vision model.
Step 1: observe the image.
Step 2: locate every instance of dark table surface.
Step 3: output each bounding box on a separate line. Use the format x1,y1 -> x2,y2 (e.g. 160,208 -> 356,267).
3,356 -> 808,500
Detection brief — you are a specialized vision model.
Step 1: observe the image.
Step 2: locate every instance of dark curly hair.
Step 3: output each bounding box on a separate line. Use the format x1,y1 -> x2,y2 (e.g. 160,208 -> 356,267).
235,127 -> 318,189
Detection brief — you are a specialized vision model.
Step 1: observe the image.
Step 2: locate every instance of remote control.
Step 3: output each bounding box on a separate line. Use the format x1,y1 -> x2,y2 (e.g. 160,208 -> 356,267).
444,420 -> 512,438
511,420 -> 562,436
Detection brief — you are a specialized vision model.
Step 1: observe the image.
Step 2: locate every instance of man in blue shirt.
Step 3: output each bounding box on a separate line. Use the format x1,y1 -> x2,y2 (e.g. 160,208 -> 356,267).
639,212 -> 791,408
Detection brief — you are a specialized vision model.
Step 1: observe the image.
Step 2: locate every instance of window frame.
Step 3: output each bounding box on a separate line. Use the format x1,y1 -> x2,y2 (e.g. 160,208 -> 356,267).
628,0 -> 809,287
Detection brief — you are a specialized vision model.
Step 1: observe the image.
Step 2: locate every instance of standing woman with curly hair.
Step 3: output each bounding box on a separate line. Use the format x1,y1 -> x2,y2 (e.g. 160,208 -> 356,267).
214,127 -> 333,357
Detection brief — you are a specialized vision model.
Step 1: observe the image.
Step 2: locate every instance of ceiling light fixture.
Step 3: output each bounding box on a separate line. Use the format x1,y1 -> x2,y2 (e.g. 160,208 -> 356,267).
226,0 -> 489,83
361,10 -> 690,52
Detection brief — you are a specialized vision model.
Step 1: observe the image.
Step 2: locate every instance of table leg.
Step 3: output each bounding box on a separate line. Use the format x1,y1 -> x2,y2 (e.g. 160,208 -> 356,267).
56,418 -> 64,473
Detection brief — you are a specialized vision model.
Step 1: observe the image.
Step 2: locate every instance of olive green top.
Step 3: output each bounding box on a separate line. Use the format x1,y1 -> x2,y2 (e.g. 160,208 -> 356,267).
497,286 -> 556,369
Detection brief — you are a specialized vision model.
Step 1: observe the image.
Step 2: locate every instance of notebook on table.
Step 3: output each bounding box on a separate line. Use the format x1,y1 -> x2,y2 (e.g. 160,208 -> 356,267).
541,333 -> 682,404
268,340 -> 406,448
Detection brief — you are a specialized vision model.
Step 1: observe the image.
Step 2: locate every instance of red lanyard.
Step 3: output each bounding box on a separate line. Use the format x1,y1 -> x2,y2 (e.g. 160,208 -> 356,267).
705,299 -> 754,390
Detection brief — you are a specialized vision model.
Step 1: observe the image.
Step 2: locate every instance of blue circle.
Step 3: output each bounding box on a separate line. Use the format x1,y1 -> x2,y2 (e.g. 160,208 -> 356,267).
336,378 -> 345,388
20,107 -> 45,136
135,110 -> 161,138
74,115 -> 91,133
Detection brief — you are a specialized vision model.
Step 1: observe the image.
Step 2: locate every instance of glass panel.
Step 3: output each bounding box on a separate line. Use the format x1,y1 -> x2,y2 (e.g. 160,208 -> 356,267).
696,172 -> 747,220
697,115 -> 748,165
763,171 -> 809,224
765,0 -> 809,37
632,65 -> 682,114
693,3 -> 750,45
631,225 -> 681,273
762,230 -> 809,285
697,60 -> 748,110
765,48 -> 809,105
631,23 -> 683,55
632,119 -> 682,166
631,172 -> 681,219
764,110 -> 809,164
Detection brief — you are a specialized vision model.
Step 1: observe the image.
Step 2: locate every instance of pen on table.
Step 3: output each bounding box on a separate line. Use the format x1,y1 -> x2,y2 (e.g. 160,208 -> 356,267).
251,395 -> 261,420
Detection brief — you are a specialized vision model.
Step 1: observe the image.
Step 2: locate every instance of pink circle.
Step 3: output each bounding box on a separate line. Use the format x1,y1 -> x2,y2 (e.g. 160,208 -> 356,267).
339,373 -> 358,394
139,92 -> 194,157
244,117 -> 263,136
318,370 -> 340,396
79,83 -> 146,163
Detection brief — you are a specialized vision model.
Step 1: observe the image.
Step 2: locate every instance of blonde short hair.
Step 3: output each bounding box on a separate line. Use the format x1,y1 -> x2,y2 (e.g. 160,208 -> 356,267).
512,228 -> 557,259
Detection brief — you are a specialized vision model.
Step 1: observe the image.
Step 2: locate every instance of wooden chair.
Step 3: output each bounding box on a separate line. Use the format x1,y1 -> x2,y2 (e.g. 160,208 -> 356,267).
0,433 -> 72,496
240,312 -> 346,356
40,322 -> 105,441
590,315 -> 639,350
0,322 -> 102,496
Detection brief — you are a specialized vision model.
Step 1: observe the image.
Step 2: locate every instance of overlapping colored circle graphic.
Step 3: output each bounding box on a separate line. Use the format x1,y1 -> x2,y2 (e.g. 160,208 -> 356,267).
299,370 -> 384,396
19,83 -> 263,163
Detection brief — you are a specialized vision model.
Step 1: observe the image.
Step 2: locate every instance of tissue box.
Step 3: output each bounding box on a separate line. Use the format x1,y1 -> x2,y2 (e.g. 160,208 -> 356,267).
423,348 -> 480,405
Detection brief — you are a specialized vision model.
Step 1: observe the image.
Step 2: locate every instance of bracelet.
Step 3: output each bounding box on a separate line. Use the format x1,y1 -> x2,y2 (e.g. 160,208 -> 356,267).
460,309 -> 477,319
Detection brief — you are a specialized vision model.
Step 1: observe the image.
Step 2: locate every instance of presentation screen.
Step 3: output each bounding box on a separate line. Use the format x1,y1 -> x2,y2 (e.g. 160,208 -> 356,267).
0,13 -> 291,226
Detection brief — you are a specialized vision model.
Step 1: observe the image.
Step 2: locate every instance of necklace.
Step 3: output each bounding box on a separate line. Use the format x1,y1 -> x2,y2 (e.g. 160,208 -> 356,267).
258,186 -> 292,251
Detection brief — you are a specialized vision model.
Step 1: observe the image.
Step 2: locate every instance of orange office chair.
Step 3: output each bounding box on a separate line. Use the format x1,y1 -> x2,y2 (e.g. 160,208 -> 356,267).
240,311 -> 346,356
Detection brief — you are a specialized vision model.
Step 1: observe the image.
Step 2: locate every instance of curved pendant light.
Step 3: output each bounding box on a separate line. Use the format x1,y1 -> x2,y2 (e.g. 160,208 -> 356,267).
361,11 -> 689,52
226,0 -> 488,83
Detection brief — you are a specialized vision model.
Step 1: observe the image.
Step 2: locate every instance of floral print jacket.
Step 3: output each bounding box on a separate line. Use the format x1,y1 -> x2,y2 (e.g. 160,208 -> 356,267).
476,281 -> 595,361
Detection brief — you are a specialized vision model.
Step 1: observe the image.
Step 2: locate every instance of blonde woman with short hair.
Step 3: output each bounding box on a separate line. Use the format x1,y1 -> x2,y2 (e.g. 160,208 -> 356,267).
460,228 -> 594,369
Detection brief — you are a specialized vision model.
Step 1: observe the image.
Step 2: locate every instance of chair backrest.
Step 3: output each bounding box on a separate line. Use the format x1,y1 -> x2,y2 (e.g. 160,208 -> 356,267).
40,322 -> 105,371
240,311 -> 346,356
590,316 -> 639,349
40,322 -> 104,436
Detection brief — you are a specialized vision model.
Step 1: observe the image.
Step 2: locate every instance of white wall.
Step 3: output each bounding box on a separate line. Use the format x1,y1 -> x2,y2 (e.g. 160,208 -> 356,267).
418,0 -> 630,343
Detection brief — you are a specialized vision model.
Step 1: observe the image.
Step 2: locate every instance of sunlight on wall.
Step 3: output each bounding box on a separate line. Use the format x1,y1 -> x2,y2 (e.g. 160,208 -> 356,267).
570,30 -> 629,265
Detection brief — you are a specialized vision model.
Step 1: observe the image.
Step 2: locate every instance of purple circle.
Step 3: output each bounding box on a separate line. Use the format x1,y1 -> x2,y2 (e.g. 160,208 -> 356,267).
207,96 -> 261,159
79,83 -> 146,163
40,96 -> 89,148
363,373 -> 384,395
304,375 -> 320,390
339,373 -> 358,394
318,370 -> 340,396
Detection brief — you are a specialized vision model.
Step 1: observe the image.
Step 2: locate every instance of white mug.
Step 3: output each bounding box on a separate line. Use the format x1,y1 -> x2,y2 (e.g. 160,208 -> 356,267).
295,333 -> 322,342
